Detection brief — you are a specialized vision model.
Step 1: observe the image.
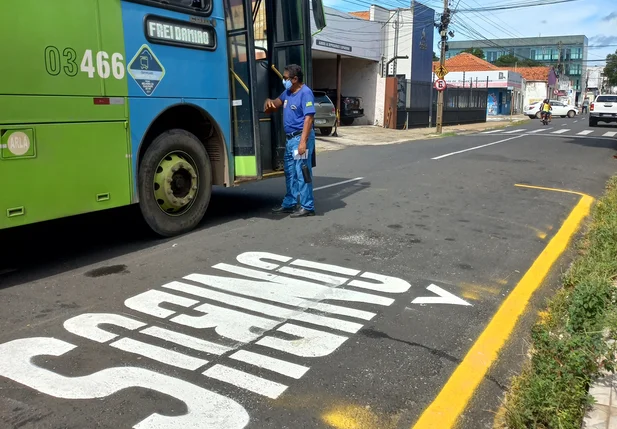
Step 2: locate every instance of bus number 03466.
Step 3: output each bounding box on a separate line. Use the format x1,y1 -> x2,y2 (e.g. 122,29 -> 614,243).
44,47 -> 125,80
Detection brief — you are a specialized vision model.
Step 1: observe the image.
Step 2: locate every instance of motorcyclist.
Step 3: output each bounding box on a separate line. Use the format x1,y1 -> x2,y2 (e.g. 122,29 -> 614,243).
539,99 -> 552,122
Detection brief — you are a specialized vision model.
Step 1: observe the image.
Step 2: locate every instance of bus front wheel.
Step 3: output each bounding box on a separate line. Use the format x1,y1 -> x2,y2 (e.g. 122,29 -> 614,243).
138,129 -> 212,237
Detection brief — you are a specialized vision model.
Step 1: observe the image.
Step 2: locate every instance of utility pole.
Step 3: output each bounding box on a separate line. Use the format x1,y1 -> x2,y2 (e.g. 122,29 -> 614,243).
392,9 -> 400,77
435,0 -> 451,134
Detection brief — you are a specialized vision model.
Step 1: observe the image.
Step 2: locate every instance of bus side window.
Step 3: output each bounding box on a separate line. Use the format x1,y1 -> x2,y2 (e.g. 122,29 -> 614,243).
161,0 -> 207,9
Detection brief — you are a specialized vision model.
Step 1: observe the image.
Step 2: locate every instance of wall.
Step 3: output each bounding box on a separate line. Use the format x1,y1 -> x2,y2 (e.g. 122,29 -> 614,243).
312,59 -> 380,125
524,81 -> 548,108
310,6 -> 381,62
443,70 -> 524,89
372,3 -> 434,81
410,3 -> 435,82
375,75 -> 386,126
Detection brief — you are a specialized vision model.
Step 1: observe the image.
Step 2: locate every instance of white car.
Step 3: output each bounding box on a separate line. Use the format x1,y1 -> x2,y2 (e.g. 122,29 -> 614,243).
525,99 -> 578,119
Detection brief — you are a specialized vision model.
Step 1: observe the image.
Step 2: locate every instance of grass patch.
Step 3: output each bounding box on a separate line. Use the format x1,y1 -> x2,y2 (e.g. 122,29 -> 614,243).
501,176 -> 617,429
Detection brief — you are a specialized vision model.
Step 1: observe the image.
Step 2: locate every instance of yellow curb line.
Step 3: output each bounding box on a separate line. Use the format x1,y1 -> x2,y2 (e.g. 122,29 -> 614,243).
412,184 -> 594,429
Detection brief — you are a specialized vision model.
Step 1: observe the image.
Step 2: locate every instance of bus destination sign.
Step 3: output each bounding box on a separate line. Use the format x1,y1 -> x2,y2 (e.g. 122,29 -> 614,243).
145,15 -> 215,50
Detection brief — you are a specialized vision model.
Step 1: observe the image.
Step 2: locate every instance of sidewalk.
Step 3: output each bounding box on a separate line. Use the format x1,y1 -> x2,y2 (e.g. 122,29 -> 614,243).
583,372 -> 617,428
315,115 -> 529,153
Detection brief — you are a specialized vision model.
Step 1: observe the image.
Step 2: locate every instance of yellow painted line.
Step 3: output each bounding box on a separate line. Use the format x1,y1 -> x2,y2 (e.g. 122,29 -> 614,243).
412,184 -> 594,429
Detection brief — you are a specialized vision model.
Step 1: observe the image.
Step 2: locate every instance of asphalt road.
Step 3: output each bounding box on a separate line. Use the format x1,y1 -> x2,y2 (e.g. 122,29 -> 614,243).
1,115 -> 616,429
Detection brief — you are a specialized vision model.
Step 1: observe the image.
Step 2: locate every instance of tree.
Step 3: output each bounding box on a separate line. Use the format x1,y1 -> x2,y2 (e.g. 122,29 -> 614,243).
604,50 -> 617,87
462,47 -> 485,59
433,51 -> 439,61
493,54 -> 539,67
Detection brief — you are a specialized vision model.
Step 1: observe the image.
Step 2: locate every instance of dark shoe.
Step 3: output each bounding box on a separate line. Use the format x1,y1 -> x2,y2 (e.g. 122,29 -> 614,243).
290,208 -> 316,218
272,205 -> 297,214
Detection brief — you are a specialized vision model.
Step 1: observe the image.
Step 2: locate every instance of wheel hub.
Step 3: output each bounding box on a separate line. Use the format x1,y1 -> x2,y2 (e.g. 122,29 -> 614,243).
153,152 -> 198,215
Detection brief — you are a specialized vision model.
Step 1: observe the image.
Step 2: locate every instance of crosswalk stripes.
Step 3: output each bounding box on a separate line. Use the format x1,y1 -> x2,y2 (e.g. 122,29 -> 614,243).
478,127 -> 617,138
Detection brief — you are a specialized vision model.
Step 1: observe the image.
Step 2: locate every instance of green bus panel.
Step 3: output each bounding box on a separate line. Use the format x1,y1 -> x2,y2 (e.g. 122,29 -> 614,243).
0,122 -> 131,229
0,96 -> 128,125
0,0 -> 127,98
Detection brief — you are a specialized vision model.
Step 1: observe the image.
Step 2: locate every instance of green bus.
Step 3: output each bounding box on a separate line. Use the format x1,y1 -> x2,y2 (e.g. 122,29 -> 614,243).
0,0 -> 325,236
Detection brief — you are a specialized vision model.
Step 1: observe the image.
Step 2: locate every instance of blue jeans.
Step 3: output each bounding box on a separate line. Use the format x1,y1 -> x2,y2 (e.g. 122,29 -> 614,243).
282,130 -> 315,211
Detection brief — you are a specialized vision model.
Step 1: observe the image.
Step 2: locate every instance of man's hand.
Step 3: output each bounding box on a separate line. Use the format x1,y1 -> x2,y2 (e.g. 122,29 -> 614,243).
297,142 -> 307,156
264,98 -> 278,112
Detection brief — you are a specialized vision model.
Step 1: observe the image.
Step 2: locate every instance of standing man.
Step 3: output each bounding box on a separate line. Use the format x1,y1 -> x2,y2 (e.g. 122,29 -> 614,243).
264,64 -> 316,218
582,97 -> 590,115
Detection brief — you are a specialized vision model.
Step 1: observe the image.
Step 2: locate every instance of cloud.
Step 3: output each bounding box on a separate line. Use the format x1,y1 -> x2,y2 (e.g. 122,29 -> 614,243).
602,11 -> 617,21
540,20 -> 547,24
590,34 -> 617,45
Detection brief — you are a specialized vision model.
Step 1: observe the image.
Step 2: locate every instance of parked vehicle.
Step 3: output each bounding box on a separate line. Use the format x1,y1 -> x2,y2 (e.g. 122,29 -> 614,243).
589,95 -> 617,127
312,91 -> 337,136
315,88 -> 364,125
525,99 -> 577,119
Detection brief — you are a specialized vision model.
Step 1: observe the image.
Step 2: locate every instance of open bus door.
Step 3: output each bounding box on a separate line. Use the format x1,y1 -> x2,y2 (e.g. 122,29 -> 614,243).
225,0 -> 326,181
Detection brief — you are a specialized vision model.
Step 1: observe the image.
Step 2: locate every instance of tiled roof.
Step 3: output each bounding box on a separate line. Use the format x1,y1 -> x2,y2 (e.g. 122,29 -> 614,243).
501,66 -> 551,82
349,11 -> 370,20
432,54 -> 553,82
433,53 -> 500,72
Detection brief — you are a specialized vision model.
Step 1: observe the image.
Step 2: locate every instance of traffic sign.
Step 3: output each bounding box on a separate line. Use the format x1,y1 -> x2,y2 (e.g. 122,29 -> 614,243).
435,65 -> 448,79
434,79 -> 447,91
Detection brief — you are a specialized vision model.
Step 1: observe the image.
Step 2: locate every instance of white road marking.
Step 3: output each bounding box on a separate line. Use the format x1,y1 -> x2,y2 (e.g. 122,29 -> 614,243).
503,129 -> 526,134
63,313 -> 145,343
276,266 -> 348,286
125,289 -> 199,319
603,131 -> 617,137
481,130 -> 500,134
163,280 -> 364,334
206,264 -> 395,306
110,337 -> 209,370
183,273 -> 378,321
412,284 -> 471,306
1,252 -> 462,427
573,120 -> 579,123
171,301 -> 280,343
552,129 -> 570,134
229,350 -> 309,379
290,258 -> 360,276
529,128 -> 552,133
236,252 -> 291,271
314,177 -> 364,192
578,130 -> 594,135
348,271 -> 412,293
0,337 -> 250,429
203,364 -> 288,399
257,323 -> 348,357
432,135 -> 523,160
140,326 -> 232,355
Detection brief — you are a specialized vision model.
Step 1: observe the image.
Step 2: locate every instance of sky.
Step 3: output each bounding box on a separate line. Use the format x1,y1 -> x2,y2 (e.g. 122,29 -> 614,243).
322,0 -> 617,66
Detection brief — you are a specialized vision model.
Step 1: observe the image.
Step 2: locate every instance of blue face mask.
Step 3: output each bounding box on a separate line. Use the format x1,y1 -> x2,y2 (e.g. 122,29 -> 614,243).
283,79 -> 292,90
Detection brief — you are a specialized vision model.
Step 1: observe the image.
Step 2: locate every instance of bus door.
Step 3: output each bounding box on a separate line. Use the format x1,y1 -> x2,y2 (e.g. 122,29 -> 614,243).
224,0 -> 262,180
261,0 -> 315,172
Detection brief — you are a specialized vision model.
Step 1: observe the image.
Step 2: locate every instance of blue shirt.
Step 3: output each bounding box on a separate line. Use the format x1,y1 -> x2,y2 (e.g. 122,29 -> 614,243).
279,85 -> 316,134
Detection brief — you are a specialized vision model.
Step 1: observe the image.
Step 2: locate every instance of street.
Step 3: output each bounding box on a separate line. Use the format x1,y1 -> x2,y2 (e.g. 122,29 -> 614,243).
1,117 -> 616,429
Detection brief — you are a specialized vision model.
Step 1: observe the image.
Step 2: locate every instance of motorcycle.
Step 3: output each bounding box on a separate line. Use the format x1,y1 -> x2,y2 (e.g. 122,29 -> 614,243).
541,111 -> 550,125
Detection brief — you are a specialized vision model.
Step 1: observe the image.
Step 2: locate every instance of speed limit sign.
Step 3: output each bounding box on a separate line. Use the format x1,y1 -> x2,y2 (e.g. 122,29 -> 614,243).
434,79 -> 447,91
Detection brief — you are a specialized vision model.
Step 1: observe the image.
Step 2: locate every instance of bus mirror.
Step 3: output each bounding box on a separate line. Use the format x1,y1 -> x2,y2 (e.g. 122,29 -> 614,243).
312,0 -> 326,31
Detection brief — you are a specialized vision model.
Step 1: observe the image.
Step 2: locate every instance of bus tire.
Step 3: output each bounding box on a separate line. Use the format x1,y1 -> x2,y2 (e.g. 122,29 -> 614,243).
138,129 -> 212,237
